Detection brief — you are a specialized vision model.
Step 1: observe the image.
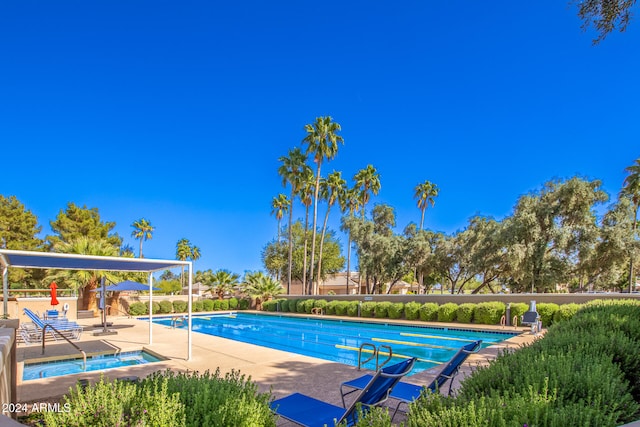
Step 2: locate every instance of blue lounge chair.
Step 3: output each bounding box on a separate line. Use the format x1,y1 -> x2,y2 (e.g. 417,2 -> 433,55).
340,340 -> 482,420
270,357 -> 416,427
23,308 -> 83,341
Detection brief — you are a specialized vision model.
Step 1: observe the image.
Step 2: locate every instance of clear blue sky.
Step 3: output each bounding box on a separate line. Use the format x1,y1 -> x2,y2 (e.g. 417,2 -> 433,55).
1,1 -> 638,277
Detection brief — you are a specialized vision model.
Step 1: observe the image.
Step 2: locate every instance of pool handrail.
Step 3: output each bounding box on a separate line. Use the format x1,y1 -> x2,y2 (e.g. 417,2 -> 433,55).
41,323 -> 87,371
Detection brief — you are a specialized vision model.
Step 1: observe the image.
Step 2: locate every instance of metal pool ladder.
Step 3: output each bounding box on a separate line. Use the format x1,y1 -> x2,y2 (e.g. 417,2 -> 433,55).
357,342 -> 393,371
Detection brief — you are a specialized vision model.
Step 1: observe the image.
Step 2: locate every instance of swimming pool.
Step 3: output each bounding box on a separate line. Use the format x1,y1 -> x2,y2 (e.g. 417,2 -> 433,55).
153,313 -> 517,376
23,350 -> 163,381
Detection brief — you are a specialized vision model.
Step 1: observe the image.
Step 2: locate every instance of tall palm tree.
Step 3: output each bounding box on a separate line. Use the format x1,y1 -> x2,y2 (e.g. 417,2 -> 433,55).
414,180 -> 439,230
131,218 -> 154,258
316,171 -> 346,292
341,186 -> 362,293
303,116 -> 344,295
278,147 -> 313,294
354,165 -> 381,220
270,194 -> 290,243
176,238 -> 193,286
622,158 -> 640,292
299,177 -> 315,294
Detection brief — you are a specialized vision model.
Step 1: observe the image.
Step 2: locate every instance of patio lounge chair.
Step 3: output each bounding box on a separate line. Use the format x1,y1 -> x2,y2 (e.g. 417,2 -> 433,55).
340,340 -> 482,420
23,308 -> 83,341
270,357 -> 416,427
18,323 -> 43,345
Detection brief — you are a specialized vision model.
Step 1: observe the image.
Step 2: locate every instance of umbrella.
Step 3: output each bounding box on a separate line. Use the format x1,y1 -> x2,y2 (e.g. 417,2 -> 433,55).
49,282 -> 59,307
90,281 -> 159,292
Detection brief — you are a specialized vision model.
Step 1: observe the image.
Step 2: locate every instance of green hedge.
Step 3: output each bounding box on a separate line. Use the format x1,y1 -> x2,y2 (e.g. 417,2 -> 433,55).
537,303 -> 559,327
456,303 -> 475,323
193,300 -> 204,312
228,297 -> 239,310
334,301 -> 350,316
387,302 -> 404,319
405,302 -> 421,320
262,300 -> 278,312
202,299 -> 214,312
346,301 -> 360,317
375,302 -> 391,319
437,303 -> 458,322
237,298 -> 250,310
474,302 -> 505,325
553,303 -> 580,323
326,300 -> 339,315
173,300 -> 187,313
419,303 -> 439,321
361,302 -> 376,318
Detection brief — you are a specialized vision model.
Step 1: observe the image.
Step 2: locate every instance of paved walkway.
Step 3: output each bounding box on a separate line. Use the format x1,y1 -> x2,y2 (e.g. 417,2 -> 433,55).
16,312 -> 539,422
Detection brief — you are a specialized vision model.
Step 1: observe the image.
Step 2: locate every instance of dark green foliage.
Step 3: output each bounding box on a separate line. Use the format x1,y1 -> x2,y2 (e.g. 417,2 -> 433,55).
158,300 -> 173,314
296,299 -> 307,313
202,299 -> 214,312
220,299 -> 230,310
326,300 -> 339,315
387,302 -> 404,319
455,303 -> 475,323
228,297 -> 239,309
303,299 -> 315,314
361,302 -> 376,318
151,302 -> 161,314
237,298 -> 250,310
212,299 -> 222,310
279,299 -> 291,312
473,302 -> 504,325
173,300 -> 187,313
404,301 -> 421,320
129,302 -> 148,316
193,300 -> 204,312
437,303 -> 458,322
507,302 -> 528,323
334,301 -> 350,316
419,303 -> 439,321
374,302 -> 391,318
314,299 -> 328,312
346,301 -> 360,317
553,303 -> 580,323
536,303 -> 559,327
262,300 -> 278,312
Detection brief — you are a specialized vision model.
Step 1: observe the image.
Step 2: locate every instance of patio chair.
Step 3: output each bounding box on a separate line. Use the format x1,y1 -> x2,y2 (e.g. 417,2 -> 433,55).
340,340 -> 482,420
270,357 -> 416,427
18,323 -> 43,345
521,300 -> 541,334
23,308 -> 83,341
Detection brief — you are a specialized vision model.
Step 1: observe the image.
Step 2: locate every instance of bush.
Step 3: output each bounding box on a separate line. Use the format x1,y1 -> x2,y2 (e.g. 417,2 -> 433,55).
172,300 -> 187,313
375,302 -> 391,319
456,303 -> 475,323
361,302 -> 376,318
334,301 -> 350,316
553,303 -> 581,323
212,299 -> 222,311
129,302 -> 148,316
219,299 -> 230,311
193,300 -> 204,312
228,297 -> 239,310
326,300 -> 339,315
419,303 -> 439,321
437,303 -> 458,322
279,299 -> 291,312
262,300 -> 278,312
152,302 -> 161,314
303,299 -> 315,314
405,302 -> 421,320
537,303 -> 559,327
346,301 -> 360,317
387,302 -> 404,319
237,298 -> 250,310
507,302 -> 528,324
474,302 -> 505,325
296,299 -> 307,313
202,299 -> 214,312
314,299 -> 328,312
158,300 -> 173,314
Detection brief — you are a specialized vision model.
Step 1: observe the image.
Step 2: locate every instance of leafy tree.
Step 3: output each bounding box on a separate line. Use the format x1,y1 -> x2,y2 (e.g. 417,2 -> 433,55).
241,271 -> 284,310
278,147 -> 313,293
431,231 -> 477,294
403,223 -> 433,294
159,269 -> 178,281
131,218 -> 154,258
354,164 -> 381,220
47,202 -> 122,249
464,217 -> 508,294
0,195 -> 44,286
622,157 -> 640,291
175,238 -> 200,285
575,0 -> 637,44
414,180 -> 439,231
316,171 -> 346,287
156,279 -> 182,295
303,116 -> 344,295
207,269 -> 240,300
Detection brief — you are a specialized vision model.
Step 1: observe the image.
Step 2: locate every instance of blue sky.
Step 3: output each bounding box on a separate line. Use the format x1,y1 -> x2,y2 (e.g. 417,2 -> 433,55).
1,1 -> 638,277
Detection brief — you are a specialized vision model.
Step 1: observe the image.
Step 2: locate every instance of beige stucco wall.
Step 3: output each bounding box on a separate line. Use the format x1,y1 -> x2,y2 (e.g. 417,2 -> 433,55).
13,298 -> 78,323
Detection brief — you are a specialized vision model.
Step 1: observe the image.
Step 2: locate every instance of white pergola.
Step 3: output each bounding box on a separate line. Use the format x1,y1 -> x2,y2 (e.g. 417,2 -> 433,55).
0,249 -> 194,360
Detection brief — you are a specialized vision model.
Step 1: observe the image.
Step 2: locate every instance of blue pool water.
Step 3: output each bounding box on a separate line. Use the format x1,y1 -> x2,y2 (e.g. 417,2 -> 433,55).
153,313 -> 518,376
23,350 -> 163,381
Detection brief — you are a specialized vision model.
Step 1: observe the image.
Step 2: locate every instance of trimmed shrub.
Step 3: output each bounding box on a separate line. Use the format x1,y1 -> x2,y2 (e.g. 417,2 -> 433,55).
296,299 -> 307,313
507,302 -> 528,324
456,303 -> 475,324
346,301 -> 360,317
437,303 -> 458,322
314,299 -> 328,312
405,302 -> 421,320
212,299 -> 222,311
553,303 -> 581,323
537,303 -> 559,327
129,302 -> 147,316
326,300 -> 339,315
474,302 -> 505,325
387,302 -> 404,319
334,301 -> 350,316
419,303 -> 439,321
202,299 -> 214,312
220,299 -> 230,311
228,297 -> 239,310
173,300 -> 187,313
361,302 -> 376,318
193,300 -> 204,312
262,300 -> 278,312
375,302 -> 392,319
158,300 -> 173,314
152,302 -> 161,314
279,299 -> 291,312
237,298 -> 250,310
303,299 -> 315,314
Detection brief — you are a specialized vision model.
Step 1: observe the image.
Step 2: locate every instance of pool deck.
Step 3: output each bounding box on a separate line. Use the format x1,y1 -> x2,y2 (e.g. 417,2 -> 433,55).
16,312 -> 540,422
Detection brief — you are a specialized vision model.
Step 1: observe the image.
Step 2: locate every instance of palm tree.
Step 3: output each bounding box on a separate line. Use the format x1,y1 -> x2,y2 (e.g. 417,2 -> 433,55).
271,194 -> 290,243
414,180 -> 439,230
299,177 -> 315,294
622,158 -> 640,292
303,116 -> 344,295
176,238 -> 194,286
208,269 -> 240,300
316,171 -> 346,292
131,218 -> 154,258
242,271 -> 285,310
341,186 -> 362,293
354,165 -> 381,219
278,147 -> 313,294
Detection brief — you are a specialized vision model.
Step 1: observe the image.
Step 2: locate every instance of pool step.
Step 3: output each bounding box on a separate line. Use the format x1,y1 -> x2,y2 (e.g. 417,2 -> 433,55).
77,310 -> 97,319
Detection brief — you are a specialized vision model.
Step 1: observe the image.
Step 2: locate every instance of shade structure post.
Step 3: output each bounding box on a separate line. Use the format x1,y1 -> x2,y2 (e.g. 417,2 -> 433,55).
2,266 -> 7,317
187,263 -> 193,361
148,273 -> 153,345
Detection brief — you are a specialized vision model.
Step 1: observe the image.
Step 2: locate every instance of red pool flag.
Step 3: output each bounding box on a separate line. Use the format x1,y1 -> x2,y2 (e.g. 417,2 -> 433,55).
50,282 -> 59,306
